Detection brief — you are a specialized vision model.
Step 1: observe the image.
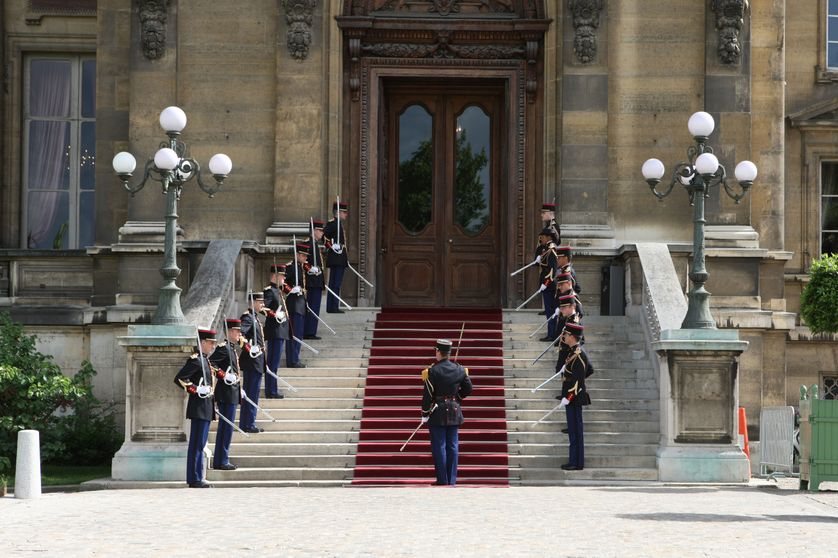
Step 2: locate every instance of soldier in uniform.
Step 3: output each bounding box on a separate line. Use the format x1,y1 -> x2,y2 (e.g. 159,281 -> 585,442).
263,264 -> 290,398
239,292 -> 267,433
323,200 -> 349,313
541,202 -> 560,243
209,318 -> 242,471
304,219 -> 326,339
174,328 -> 217,488
536,228 -> 559,341
282,243 -> 308,368
557,323 -> 592,471
555,245 -> 581,294
421,339 -> 474,486
554,272 -> 584,318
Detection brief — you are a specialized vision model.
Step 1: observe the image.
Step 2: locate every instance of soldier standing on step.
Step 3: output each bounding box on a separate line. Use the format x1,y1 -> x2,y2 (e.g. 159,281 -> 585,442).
541,202 -> 561,243
536,228 -> 559,341
304,220 -> 326,340
263,264 -> 290,398
421,339 -> 473,486
557,323 -> 592,471
554,245 -> 580,295
283,243 -> 309,368
239,292 -> 267,433
209,318 -> 243,471
324,200 -> 349,313
174,328 -> 217,488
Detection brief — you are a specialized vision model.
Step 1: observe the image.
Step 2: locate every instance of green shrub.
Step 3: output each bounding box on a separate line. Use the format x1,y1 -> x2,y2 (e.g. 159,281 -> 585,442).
800,253 -> 838,334
0,312 -> 121,467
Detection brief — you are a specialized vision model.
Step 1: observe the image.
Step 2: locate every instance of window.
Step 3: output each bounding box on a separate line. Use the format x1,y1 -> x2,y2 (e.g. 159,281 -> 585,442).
23,55 -> 95,249
821,162 -> 838,254
822,374 -> 838,400
829,0 -> 838,69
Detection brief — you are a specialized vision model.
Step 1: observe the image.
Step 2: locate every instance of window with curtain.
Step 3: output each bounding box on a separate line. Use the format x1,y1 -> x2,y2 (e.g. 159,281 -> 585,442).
24,55 -> 96,249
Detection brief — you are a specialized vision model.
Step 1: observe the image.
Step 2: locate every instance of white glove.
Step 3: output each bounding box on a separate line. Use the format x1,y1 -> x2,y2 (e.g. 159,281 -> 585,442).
558,397 -> 570,409
421,415 -> 429,424
552,307 -> 560,318
538,283 -> 547,292
223,370 -> 238,385
308,266 -> 321,275
290,286 -> 302,295
196,384 -> 211,397
534,255 -> 542,265
331,243 -> 342,253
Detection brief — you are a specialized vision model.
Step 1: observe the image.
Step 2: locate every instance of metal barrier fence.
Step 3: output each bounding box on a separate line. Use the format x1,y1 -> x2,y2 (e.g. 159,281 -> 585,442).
758,406 -> 795,476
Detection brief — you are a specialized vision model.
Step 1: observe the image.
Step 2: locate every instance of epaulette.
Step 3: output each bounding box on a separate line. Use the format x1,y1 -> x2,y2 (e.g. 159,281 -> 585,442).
217,341 -> 227,348
264,284 -> 272,290
464,367 -> 469,376
421,368 -> 429,382
190,353 -> 198,359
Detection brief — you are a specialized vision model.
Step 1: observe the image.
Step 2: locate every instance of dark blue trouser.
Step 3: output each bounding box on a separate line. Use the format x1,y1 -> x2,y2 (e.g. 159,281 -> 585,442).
565,403 -> 584,468
429,425 -> 460,486
187,418 -> 210,485
265,338 -> 284,395
304,288 -> 323,336
287,311 -> 305,365
238,369 -> 262,430
213,402 -> 236,468
326,266 -> 346,312
542,288 -> 558,339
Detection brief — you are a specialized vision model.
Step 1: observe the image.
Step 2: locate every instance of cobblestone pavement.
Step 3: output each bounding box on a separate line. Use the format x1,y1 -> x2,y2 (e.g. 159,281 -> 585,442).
1,481 -> 837,557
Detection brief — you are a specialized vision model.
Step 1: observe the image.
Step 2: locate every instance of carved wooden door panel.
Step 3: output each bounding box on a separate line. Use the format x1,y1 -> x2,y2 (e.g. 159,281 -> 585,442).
382,83 -> 502,307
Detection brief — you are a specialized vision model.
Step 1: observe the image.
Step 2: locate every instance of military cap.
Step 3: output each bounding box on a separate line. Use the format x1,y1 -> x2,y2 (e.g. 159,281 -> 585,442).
225,318 -> 241,329
558,293 -> 576,307
296,243 -> 310,255
270,263 -> 286,274
554,245 -> 573,258
541,203 -> 557,211
332,201 -> 349,211
436,338 -> 453,353
312,219 -> 325,230
198,328 -> 217,341
555,272 -> 573,283
538,227 -> 555,237
564,323 -> 584,338
249,291 -> 264,300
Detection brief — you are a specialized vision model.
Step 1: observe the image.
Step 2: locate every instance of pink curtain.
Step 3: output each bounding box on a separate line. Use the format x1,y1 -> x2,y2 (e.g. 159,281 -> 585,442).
27,60 -> 71,248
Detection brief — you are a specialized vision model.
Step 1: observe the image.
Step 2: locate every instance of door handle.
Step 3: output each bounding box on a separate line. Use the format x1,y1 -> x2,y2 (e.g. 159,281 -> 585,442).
448,238 -> 453,244
381,247 -> 388,254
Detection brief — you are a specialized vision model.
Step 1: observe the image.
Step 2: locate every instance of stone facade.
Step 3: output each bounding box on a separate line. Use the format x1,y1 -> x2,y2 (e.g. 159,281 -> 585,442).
0,0 -> 835,443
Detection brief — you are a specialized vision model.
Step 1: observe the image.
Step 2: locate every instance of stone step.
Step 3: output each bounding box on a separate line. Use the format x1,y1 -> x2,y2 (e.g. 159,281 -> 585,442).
263,367 -> 366,377
505,398 -> 660,411
510,442 -> 659,456
505,368 -> 656,380
504,409 -> 659,422
211,430 -> 360,444
226,455 -> 357,468
507,431 -> 660,445
507,378 -> 658,391
263,376 -> 366,388
510,455 -> 658,468
228,419 -> 361,431
508,419 -> 660,434
201,479 -> 348,487
512,467 -> 659,483
245,397 -> 363,410
505,360 -> 653,370
220,442 -> 357,455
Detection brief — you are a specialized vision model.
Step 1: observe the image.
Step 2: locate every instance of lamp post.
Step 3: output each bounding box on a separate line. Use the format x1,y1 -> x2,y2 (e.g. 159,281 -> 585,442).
641,111 -> 757,329
112,106 -> 233,325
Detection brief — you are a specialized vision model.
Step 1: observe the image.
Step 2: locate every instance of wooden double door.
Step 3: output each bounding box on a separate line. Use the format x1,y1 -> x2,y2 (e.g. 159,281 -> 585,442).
381,81 -> 504,307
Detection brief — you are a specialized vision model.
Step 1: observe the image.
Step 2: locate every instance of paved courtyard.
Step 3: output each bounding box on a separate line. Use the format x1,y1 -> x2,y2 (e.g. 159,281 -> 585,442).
2,481 -> 837,557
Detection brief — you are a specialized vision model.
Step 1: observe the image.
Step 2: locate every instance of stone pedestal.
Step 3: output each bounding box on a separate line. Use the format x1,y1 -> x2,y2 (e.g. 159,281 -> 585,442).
653,329 -> 751,482
111,324 -> 195,481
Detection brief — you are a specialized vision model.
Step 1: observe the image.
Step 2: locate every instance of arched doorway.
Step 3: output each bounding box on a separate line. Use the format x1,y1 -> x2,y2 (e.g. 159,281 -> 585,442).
337,1 -> 551,308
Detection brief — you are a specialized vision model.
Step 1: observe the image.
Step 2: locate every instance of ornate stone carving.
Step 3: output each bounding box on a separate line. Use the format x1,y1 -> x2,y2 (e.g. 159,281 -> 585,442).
568,0 -> 602,65
711,0 -> 747,66
368,0 -> 514,15
361,41 -> 525,59
282,0 -> 317,61
138,0 -> 169,61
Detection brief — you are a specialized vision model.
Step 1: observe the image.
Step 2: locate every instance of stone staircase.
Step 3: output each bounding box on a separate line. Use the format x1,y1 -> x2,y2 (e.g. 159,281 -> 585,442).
206,309 -> 374,486
206,308 -> 661,486
504,311 -> 660,483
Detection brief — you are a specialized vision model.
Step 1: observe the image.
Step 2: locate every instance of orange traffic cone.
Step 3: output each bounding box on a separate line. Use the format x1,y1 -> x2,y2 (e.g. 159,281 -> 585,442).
738,406 -> 750,459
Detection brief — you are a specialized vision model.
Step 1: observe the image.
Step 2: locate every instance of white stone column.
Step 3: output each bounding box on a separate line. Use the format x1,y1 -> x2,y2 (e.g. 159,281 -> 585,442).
14,430 -> 41,499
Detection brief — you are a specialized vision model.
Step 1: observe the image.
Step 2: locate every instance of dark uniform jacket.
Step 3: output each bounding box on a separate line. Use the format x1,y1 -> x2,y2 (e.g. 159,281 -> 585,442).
559,262 -> 581,294
263,283 -> 291,340
561,346 -> 592,406
554,311 -> 584,359
323,218 -> 349,267
209,341 -> 242,406
305,238 -> 326,289
283,261 -> 307,315
240,310 -> 266,375
174,352 -> 215,421
536,242 -> 558,291
421,358 -> 474,426
546,217 -> 561,244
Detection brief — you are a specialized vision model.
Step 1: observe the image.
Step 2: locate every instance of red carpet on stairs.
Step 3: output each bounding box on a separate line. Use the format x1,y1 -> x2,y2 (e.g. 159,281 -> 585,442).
352,308 -> 509,486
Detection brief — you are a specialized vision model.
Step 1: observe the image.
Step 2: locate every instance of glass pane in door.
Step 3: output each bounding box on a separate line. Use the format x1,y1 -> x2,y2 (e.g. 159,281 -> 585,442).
398,104 -> 433,234
454,105 -> 491,235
